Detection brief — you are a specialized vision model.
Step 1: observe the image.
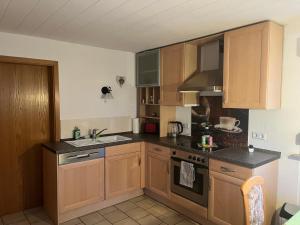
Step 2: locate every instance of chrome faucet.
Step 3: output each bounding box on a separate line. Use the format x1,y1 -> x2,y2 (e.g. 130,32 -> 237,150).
91,128 -> 108,140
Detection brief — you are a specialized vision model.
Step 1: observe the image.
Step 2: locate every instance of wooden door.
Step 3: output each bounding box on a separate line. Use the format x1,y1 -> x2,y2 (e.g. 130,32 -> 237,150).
223,23 -> 268,108
160,43 -> 184,106
0,62 -> 52,215
208,171 -> 245,225
58,159 -> 104,213
105,152 -> 141,199
146,151 -> 170,198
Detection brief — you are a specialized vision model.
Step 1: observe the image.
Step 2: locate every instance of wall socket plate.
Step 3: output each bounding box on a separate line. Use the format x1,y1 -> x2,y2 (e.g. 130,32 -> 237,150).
252,132 -> 267,140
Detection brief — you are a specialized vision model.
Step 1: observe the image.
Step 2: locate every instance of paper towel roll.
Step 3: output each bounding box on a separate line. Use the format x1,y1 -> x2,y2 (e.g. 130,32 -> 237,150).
132,118 -> 140,134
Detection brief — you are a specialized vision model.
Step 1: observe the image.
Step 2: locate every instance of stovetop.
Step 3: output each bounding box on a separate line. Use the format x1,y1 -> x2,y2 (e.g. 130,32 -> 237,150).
174,140 -> 225,153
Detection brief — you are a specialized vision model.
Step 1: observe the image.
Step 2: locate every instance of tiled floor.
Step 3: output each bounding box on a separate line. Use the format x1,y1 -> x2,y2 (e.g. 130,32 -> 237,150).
0,195 -> 200,225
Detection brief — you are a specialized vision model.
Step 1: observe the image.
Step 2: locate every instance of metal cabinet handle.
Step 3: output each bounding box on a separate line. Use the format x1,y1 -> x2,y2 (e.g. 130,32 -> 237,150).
67,154 -> 90,159
220,166 -> 235,173
76,154 -> 90,158
167,161 -> 170,174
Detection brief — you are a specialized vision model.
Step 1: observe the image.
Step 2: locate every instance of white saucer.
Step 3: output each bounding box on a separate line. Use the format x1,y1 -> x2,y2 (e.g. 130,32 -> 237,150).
214,124 -> 243,133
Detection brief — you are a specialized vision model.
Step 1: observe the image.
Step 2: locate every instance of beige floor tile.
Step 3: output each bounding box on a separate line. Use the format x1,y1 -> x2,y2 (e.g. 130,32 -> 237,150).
25,210 -> 51,224
23,207 -> 43,215
113,218 -> 138,225
176,220 -> 199,225
80,212 -> 105,225
9,221 -> 29,225
160,214 -> 185,225
60,218 -> 82,225
94,221 -> 111,225
137,215 -> 161,225
115,201 -> 137,212
103,210 -> 128,224
135,199 -> 156,210
2,212 -> 26,225
129,195 -> 148,204
30,221 -> 53,225
98,206 -> 117,216
146,205 -> 174,217
125,207 -> 149,220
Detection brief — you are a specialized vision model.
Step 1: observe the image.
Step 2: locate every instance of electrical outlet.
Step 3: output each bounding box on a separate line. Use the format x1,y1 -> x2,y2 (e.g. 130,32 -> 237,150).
252,132 -> 258,139
252,132 -> 267,140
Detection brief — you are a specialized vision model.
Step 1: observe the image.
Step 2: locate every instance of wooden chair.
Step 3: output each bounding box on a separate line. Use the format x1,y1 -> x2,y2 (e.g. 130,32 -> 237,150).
241,176 -> 265,225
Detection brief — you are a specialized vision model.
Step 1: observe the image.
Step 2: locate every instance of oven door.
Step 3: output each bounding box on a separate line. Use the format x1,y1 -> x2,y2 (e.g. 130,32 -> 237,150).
171,156 -> 208,207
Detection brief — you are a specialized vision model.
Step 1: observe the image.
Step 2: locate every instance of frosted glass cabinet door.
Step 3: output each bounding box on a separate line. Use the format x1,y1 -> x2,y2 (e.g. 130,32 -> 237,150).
136,49 -> 160,87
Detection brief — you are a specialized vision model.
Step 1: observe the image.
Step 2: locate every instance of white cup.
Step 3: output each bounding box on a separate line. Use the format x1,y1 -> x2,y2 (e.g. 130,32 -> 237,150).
219,117 -> 240,130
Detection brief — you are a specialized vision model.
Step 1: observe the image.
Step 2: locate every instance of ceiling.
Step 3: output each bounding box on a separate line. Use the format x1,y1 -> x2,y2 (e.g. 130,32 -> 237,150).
0,0 -> 299,52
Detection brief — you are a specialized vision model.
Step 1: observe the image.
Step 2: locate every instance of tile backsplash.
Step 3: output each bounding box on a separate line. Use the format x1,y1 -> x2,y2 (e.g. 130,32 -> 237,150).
61,116 -> 132,139
192,96 -> 249,147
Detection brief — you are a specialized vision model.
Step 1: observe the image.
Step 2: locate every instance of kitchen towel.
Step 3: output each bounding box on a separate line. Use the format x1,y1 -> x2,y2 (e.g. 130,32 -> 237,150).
132,118 -> 140,134
180,161 -> 195,188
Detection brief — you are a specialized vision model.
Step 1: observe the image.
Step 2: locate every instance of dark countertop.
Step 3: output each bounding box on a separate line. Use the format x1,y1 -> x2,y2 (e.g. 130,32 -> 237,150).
43,133 -> 281,169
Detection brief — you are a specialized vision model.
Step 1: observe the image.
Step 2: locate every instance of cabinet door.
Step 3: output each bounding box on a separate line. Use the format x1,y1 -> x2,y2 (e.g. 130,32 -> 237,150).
223,23 -> 269,109
105,152 -> 141,199
208,171 -> 245,225
136,49 -> 160,87
160,44 -> 184,106
146,151 -> 170,198
58,158 -> 104,213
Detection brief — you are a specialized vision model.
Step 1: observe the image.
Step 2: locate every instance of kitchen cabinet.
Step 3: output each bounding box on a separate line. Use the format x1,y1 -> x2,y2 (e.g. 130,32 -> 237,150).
223,21 -> 283,109
160,43 -> 198,106
208,171 -> 245,225
146,143 -> 170,199
208,159 -> 278,225
58,158 -> 104,213
105,143 -> 142,199
136,49 -> 160,87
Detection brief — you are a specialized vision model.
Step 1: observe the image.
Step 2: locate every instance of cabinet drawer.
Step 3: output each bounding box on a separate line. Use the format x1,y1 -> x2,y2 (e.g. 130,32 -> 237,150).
209,159 -> 252,180
147,143 -> 170,157
106,142 -> 141,157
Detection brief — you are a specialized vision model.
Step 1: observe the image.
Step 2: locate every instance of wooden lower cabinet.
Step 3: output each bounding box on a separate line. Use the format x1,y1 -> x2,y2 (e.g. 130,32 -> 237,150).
58,158 -> 104,213
146,144 -> 170,199
105,151 -> 141,199
208,171 -> 245,225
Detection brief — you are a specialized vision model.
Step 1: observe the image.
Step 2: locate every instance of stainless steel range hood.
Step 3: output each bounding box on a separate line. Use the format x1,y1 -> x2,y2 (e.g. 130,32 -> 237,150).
178,40 -> 223,96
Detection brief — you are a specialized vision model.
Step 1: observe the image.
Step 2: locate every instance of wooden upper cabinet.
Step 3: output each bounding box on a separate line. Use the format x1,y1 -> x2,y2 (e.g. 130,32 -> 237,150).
223,21 -> 283,109
58,158 -> 104,213
105,143 -> 141,199
160,43 -> 198,106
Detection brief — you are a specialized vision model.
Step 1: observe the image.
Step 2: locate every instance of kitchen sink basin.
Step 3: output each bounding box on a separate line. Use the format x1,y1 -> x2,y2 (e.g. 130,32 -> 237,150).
65,135 -> 132,147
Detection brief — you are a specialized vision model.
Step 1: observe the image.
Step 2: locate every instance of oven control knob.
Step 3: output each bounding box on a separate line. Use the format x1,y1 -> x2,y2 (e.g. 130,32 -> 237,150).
192,156 -> 196,160
201,158 -> 206,163
172,151 -> 176,155
196,157 -> 201,161
188,155 -> 192,160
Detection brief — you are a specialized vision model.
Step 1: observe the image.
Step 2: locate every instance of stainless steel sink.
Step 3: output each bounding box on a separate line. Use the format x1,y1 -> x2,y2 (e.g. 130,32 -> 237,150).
65,135 -> 132,147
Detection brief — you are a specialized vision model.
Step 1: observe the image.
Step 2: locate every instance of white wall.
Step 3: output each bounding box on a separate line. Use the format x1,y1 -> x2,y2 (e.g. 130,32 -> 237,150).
176,107 -> 192,136
0,32 -> 136,138
249,18 -> 300,206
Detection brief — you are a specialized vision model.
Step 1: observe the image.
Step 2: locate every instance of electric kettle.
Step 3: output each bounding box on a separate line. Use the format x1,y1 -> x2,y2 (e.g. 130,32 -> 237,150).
167,121 -> 183,138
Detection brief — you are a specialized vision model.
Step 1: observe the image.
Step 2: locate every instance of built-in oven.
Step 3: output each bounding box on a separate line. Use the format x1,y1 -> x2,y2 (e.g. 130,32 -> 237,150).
170,150 -> 209,208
